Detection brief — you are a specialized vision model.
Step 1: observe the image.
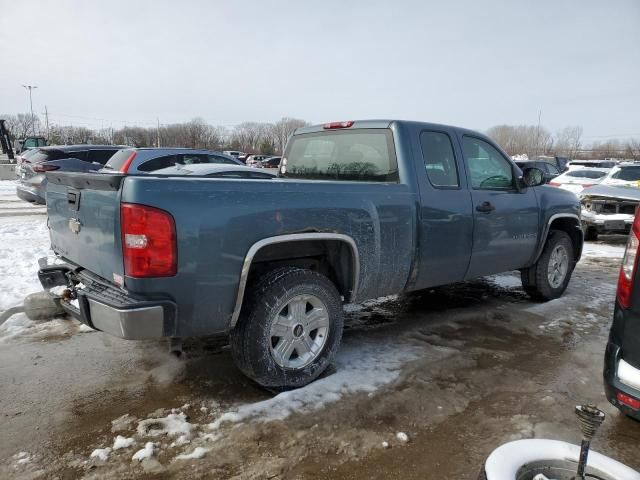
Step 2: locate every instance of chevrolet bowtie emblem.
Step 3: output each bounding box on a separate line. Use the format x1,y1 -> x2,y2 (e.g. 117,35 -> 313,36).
68,218 -> 82,234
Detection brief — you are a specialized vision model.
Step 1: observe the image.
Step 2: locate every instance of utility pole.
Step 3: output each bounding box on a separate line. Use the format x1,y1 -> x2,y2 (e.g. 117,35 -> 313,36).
535,109 -> 542,157
156,118 -> 161,147
22,85 -> 38,135
44,105 -> 50,140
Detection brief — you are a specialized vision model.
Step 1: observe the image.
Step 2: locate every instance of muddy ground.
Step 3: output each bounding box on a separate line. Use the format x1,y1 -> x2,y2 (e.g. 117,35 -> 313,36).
1,238 -> 639,479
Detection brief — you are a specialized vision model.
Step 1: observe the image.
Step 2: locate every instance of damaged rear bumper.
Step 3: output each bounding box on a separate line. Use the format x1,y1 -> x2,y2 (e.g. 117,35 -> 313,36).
38,257 -> 176,340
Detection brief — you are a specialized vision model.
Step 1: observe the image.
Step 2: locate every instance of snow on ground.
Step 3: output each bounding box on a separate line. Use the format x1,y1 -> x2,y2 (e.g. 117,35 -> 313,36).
82,334 -> 451,466
582,241 -> 625,259
0,180 -> 19,197
0,181 -> 91,342
0,215 -> 50,312
90,448 -> 111,462
137,411 -> 194,439
175,447 -> 208,460
209,337 -> 430,429
132,442 -> 156,462
487,272 -> 522,289
112,436 -> 135,450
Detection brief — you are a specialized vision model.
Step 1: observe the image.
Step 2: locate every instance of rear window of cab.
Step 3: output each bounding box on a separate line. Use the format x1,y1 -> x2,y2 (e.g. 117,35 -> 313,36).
282,129 -> 399,182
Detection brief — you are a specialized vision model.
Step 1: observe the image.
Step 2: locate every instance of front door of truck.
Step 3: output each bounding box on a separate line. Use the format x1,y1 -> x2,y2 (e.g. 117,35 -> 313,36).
413,129 -> 474,289
459,135 -> 539,279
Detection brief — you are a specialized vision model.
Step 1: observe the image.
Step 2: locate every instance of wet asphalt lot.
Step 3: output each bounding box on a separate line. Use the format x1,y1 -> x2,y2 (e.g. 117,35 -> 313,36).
1,236 -> 639,479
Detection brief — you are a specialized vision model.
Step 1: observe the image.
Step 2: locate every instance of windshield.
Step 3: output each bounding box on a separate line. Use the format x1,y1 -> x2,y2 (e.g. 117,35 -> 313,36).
611,167 -> 640,181
565,170 -> 607,179
283,129 -> 398,182
103,149 -> 135,170
23,138 -> 47,148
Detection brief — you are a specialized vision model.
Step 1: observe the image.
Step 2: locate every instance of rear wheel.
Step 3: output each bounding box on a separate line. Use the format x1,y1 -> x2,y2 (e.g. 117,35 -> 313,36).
230,267 -> 343,389
521,230 -> 574,301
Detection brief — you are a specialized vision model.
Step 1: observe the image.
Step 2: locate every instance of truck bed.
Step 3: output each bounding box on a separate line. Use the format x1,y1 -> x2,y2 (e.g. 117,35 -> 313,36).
45,172 -> 418,336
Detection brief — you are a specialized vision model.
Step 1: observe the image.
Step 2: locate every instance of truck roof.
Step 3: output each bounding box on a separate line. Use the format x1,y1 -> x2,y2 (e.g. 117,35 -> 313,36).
295,119 -> 479,136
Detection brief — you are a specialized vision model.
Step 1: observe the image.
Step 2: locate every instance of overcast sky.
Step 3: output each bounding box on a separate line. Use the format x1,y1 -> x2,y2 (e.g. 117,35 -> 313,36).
1,0 -> 638,140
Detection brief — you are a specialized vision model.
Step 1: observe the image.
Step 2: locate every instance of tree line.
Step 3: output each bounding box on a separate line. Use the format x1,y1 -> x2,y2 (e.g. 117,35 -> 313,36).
0,113 -> 308,156
2,112 -> 639,160
486,124 -> 640,161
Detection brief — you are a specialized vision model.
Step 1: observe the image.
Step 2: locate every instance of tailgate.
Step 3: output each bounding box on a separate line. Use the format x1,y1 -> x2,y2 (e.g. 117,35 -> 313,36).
46,172 -> 126,285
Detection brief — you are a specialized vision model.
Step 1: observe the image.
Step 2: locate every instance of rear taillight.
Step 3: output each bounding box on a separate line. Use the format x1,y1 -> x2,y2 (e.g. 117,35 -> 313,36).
323,121 -> 354,129
617,391 -> 640,410
121,203 -> 176,277
32,163 -> 60,172
582,184 -> 595,189
617,211 -> 640,308
549,182 -> 561,187
119,152 -> 137,173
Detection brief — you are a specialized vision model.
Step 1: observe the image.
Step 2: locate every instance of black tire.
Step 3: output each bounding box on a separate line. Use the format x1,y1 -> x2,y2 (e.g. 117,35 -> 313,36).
230,267 -> 344,389
521,230 -> 574,301
583,226 -> 598,241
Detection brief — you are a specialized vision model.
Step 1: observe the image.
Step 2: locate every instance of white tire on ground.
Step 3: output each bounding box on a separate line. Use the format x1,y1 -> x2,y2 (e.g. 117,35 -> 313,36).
480,439 -> 640,480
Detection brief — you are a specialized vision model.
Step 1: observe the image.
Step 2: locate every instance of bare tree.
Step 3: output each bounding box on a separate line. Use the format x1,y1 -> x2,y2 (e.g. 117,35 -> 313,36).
555,126 -> 583,159
625,139 -> 640,161
486,124 -> 552,157
1,113 -> 42,140
269,117 -> 308,154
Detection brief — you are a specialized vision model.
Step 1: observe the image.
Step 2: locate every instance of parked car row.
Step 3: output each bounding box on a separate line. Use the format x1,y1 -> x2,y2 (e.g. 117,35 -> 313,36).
16,146 -> 243,204
222,150 -> 282,168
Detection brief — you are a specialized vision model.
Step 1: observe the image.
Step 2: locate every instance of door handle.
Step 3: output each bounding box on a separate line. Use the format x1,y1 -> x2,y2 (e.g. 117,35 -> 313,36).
476,201 -> 495,213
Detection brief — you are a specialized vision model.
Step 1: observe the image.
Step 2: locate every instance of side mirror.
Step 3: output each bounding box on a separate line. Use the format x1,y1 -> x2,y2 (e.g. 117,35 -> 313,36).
522,167 -> 546,187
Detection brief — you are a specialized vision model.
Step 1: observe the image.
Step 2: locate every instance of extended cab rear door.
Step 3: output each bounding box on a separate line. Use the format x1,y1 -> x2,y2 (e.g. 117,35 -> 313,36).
458,134 -> 539,278
412,128 -> 473,288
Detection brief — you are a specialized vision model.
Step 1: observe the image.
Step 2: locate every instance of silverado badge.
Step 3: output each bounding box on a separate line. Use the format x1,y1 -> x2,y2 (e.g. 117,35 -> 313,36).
68,218 -> 82,234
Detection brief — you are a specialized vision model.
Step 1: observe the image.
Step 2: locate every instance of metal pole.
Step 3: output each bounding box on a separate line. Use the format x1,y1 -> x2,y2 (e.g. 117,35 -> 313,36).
44,105 -> 49,140
157,118 -> 161,147
22,85 -> 38,135
574,404 -> 605,480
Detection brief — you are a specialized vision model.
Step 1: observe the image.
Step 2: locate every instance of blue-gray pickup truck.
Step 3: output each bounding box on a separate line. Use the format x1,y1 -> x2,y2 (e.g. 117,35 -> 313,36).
39,120 -> 583,388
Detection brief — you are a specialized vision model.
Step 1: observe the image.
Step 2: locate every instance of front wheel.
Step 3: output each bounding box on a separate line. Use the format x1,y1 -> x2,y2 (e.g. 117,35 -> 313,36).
230,267 -> 344,389
521,230 -> 574,301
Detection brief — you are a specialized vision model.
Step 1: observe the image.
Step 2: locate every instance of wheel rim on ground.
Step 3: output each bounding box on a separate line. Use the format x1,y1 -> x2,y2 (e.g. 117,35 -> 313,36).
547,244 -> 569,288
269,294 -> 330,369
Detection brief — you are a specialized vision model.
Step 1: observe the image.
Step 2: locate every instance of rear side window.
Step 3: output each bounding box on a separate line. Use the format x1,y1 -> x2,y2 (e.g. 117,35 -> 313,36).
67,150 -> 88,161
104,149 -> 135,170
88,149 -> 118,165
32,150 -> 87,162
283,129 -> 398,182
138,155 -> 178,172
420,131 -> 459,188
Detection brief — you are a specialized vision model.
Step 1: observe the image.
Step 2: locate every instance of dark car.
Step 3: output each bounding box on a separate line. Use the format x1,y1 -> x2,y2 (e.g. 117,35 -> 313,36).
515,160 -> 560,184
604,209 -> 640,420
260,156 -> 281,168
101,148 -> 242,174
16,145 -> 125,204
